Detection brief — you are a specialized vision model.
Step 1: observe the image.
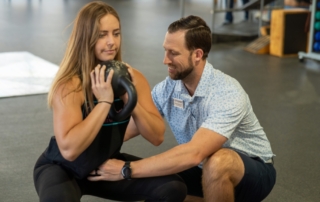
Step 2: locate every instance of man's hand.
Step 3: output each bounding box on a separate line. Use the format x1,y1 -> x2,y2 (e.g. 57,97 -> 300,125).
120,63 -> 136,105
87,159 -> 125,181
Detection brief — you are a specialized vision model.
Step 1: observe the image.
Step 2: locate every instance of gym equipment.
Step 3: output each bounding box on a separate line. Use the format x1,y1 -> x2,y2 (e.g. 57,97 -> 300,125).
270,9 -> 309,57
100,60 -> 137,121
299,1 -> 320,61
315,31 -> 320,40
315,21 -> 320,30
244,35 -> 270,54
314,42 -> 320,52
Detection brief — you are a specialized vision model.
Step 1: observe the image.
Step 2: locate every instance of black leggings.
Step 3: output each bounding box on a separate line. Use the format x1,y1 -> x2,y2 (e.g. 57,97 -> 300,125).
33,153 -> 187,202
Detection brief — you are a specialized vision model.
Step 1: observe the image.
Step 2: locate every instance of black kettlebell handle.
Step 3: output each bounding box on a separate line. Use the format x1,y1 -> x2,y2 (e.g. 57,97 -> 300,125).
108,76 -> 137,121
101,60 -> 137,122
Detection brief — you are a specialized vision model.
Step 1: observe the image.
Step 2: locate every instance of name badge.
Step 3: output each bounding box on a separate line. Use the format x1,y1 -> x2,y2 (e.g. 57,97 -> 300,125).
173,98 -> 184,109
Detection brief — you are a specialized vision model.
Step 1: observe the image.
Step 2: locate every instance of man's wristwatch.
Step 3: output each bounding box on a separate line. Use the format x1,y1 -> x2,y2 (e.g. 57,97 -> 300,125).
121,161 -> 132,180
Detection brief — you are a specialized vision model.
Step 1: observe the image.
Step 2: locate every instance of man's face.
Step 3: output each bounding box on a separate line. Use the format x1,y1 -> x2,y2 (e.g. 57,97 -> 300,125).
162,31 -> 194,80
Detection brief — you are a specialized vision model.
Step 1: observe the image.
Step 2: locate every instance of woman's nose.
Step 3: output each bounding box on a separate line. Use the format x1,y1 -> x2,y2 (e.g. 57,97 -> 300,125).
107,35 -> 114,46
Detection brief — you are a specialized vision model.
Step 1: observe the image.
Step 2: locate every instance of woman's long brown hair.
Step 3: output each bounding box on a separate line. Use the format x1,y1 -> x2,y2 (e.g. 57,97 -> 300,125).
47,1 -> 122,113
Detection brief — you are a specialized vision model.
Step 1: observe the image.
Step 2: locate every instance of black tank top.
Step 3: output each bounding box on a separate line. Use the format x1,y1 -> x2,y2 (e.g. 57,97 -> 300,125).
43,98 -> 130,179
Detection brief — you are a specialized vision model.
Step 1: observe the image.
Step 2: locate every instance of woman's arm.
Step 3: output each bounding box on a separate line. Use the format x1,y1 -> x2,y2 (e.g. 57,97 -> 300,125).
123,66 -> 165,145
53,65 -> 114,161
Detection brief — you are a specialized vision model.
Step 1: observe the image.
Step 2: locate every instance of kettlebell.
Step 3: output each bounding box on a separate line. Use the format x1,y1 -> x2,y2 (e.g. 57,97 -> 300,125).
100,60 -> 137,122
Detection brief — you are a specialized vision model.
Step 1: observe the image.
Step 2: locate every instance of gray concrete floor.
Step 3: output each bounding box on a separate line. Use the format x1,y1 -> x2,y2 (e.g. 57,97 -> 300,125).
0,0 -> 320,202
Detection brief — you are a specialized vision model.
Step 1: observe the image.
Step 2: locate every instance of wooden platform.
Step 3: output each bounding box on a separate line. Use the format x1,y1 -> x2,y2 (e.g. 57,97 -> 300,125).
212,21 -> 266,43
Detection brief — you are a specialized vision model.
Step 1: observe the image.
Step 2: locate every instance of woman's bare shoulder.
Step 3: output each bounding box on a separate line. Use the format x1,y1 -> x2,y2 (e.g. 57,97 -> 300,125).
53,76 -> 84,106
132,68 -> 148,83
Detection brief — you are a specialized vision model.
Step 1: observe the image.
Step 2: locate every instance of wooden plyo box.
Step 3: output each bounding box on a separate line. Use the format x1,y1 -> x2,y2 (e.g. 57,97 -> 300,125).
270,9 -> 310,57
260,25 -> 270,36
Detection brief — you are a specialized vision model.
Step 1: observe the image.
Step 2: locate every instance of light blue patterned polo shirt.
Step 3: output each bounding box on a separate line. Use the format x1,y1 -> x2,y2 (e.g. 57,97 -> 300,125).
152,61 -> 274,163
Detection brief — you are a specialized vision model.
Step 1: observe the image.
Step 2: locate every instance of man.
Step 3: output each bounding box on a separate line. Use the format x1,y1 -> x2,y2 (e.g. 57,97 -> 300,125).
224,0 -> 249,25
90,15 -> 276,202
285,0 -> 311,9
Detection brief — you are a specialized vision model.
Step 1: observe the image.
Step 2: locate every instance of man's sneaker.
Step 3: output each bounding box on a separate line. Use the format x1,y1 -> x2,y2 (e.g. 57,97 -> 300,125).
222,21 -> 232,26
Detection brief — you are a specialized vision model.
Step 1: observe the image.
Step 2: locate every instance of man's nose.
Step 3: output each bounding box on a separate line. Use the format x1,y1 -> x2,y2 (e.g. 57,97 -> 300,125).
163,52 -> 171,65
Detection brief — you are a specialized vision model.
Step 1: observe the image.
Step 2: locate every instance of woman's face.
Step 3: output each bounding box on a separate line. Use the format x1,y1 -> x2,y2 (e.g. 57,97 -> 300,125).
95,14 -> 121,61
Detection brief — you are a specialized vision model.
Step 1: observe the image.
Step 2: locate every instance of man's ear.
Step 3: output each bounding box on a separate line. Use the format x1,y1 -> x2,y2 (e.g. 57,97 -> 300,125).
193,49 -> 203,61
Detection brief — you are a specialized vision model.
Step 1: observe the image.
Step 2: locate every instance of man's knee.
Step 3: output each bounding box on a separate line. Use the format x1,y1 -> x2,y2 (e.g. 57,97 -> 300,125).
203,148 -> 239,171
202,148 -> 244,185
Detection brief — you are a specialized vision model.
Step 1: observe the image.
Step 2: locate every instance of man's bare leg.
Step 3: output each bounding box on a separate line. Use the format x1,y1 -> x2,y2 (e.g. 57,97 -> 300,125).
202,148 -> 244,202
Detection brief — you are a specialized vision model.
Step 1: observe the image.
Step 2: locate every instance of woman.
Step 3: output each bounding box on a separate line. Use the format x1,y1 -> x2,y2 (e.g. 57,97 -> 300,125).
33,1 -> 187,201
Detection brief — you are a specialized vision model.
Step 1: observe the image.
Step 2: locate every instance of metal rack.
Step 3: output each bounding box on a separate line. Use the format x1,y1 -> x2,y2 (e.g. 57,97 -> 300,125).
180,0 -> 281,36
298,1 -> 320,62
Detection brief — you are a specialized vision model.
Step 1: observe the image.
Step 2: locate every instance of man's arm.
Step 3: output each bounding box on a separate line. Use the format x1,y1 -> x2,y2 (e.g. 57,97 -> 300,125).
131,127 -> 227,177
88,127 -> 227,181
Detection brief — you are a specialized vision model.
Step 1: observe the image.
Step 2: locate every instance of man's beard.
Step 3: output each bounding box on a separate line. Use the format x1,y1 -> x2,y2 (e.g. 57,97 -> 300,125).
170,56 -> 194,80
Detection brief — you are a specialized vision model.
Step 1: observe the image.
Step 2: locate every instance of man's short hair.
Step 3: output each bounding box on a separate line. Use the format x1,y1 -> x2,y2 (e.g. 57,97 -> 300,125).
168,15 -> 212,59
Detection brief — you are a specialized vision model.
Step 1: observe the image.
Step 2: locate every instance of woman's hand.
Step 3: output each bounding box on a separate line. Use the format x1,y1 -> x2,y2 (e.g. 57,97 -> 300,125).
124,62 -> 137,85
90,64 -> 114,102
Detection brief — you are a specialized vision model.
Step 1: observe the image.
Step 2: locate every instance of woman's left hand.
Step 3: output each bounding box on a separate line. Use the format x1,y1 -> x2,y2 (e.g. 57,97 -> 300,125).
87,159 -> 125,181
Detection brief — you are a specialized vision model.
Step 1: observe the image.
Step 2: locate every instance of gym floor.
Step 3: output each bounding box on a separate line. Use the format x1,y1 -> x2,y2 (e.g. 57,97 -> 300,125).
0,0 -> 319,201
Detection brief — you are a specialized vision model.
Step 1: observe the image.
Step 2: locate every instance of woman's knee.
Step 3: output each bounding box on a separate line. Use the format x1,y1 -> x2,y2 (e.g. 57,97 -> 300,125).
34,164 -> 81,202
147,175 -> 187,202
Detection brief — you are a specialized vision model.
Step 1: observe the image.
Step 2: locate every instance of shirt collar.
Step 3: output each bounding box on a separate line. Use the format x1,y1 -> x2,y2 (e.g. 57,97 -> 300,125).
174,60 -> 211,97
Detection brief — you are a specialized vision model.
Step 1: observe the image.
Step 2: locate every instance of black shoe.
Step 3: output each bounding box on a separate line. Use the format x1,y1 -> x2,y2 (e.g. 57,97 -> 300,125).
222,21 -> 232,26
240,19 -> 249,23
